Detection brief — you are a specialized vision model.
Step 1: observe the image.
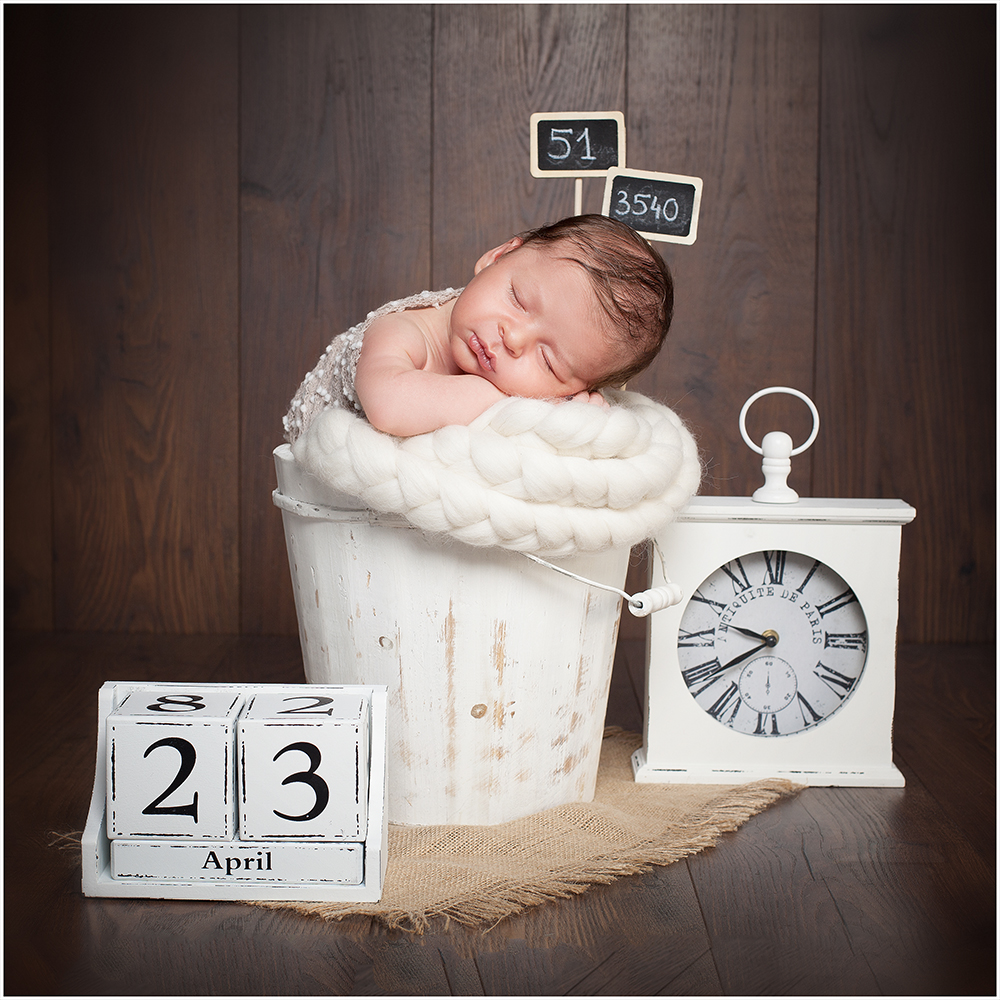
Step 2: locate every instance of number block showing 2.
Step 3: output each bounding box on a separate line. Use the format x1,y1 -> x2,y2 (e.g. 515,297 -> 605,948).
238,691 -> 370,841
107,691 -> 243,839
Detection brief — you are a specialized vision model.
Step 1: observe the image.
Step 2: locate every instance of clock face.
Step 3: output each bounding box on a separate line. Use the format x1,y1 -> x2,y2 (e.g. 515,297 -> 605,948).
677,550 -> 868,737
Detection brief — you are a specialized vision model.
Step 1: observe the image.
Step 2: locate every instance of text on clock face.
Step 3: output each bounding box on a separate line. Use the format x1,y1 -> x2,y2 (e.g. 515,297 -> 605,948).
676,550 -> 868,737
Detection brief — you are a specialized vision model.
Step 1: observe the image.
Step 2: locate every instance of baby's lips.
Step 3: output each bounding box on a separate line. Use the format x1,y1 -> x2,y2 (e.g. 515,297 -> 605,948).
470,333 -> 495,372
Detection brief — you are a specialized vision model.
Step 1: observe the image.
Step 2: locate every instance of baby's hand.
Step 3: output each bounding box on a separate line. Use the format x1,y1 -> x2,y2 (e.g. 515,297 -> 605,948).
561,389 -> 610,410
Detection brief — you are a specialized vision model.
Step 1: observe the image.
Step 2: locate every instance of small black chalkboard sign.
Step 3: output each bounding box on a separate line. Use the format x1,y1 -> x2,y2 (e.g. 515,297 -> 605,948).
530,112 -> 625,177
602,167 -> 704,244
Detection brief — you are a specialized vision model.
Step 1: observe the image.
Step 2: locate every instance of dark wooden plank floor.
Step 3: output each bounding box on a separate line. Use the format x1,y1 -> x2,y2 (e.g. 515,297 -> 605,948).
4,632 -> 994,995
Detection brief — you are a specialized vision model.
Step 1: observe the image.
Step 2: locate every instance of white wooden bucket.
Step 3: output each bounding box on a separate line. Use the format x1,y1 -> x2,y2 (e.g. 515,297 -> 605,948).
273,444 -> 630,826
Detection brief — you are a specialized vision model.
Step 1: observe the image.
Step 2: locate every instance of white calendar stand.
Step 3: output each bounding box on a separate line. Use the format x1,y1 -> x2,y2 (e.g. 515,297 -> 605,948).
82,681 -> 388,903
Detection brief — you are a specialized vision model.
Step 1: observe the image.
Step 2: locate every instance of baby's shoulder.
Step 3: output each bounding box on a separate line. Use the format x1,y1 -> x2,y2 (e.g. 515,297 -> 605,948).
361,303 -> 454,374
366,307 -> 428,346
368,302 -> 450,349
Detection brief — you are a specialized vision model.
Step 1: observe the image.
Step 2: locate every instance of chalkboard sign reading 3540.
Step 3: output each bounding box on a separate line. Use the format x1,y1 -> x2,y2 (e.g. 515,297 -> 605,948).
602,167 -> 704,245
530,112 -> 625,177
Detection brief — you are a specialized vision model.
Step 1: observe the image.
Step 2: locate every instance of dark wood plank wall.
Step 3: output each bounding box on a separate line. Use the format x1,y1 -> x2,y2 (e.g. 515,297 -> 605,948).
4,5 -> 994,643
5,6 -> 52,630
814,6 -> 996,644
239,6 -> 434,634
11,6 -> 241,633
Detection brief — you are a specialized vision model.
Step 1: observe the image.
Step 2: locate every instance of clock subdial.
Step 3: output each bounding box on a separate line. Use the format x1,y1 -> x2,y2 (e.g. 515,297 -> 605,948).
739,655 -> 797,714
677,550 -> 869,737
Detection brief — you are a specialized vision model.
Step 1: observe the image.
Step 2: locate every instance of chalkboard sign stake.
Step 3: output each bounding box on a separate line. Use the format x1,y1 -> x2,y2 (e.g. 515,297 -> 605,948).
530,112 -> 625,218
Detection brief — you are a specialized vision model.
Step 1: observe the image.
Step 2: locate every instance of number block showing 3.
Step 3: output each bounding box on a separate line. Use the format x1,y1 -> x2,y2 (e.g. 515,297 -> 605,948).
238,690 -> 370,841
107,691 -> 243,839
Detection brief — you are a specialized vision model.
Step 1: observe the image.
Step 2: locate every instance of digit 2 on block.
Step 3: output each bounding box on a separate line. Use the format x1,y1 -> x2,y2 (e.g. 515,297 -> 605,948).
529,111 -> 625,177
602,167 -> 704,244
107,690 -> 242,839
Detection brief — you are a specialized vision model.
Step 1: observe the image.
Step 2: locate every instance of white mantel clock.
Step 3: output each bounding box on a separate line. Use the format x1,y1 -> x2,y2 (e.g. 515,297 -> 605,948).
632,387 -> 916,787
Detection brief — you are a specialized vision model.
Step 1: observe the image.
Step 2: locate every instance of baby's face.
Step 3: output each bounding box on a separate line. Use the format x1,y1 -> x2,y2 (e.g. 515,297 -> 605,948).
449,241 -> 618,399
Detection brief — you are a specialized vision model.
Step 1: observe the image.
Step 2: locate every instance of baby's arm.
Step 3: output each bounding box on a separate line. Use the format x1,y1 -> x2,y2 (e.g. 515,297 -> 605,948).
354,313 -> 507,436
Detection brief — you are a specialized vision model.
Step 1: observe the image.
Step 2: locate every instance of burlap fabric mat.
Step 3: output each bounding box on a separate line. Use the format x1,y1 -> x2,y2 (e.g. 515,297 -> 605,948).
259,728 -> 803,932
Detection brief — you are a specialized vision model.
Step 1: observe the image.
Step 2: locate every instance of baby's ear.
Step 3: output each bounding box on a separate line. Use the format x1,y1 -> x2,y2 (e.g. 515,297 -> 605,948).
473,237 -> 524,274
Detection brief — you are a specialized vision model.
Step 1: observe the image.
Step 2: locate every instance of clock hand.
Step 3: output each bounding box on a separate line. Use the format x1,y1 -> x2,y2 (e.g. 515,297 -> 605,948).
731,625 -> 778,647
731,625 -> 766,641
720,640 -> 771,671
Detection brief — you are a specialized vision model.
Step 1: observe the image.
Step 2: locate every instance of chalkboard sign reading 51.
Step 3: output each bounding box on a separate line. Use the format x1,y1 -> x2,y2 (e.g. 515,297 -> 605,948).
530,112 -> 625,177
602,167 -> 704,245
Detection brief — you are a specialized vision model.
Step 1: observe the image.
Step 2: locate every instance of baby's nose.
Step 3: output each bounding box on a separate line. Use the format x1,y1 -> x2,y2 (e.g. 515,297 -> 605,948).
502,323 -> 526,356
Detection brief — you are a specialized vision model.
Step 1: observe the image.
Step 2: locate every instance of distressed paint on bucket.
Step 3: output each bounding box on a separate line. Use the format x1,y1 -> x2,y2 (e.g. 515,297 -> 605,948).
273,444 -> 629,826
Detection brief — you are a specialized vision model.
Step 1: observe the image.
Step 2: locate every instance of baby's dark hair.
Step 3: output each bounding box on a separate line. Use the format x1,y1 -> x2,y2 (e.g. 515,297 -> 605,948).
516,214 -> 673,388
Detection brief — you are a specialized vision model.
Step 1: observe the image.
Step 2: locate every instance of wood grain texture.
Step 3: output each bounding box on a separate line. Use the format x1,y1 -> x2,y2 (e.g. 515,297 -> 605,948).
4,6 -> 53,629
239,5 -> 433,634
5,634 -> 993,995
3,7 -> 993,643
688,773 -> 994,995
627,5 -> 822,501
684,638 -> 995,997
814,6 -> 995,642
605,638 -> 646,734
893,644 -> 996,861
47,7 -> 239,631
432,4 -> 627,288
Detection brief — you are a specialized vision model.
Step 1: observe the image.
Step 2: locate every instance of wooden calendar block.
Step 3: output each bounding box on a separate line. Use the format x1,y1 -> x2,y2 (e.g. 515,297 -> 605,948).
238,689 -> 370,841
107,689 -> 243,840
84,682 -> 388,902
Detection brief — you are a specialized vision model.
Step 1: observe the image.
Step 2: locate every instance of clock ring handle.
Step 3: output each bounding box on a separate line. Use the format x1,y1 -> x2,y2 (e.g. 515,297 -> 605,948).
739,386 -> 820,457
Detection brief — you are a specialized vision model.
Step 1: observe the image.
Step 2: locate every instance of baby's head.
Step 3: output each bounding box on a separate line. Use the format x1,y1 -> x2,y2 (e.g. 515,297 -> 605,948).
515,214 -> 673,389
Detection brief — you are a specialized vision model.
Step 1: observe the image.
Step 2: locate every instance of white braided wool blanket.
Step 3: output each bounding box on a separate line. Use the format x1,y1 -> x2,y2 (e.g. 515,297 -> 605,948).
291,388 -> 701,559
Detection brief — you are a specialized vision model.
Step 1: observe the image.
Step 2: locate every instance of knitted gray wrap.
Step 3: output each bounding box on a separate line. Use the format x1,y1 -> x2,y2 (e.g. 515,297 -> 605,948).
283,288 -> 462,444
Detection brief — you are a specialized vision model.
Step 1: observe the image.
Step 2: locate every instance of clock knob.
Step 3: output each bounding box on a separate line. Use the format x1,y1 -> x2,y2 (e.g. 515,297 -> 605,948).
738,387 -> 820,505
755,430 -> 797,503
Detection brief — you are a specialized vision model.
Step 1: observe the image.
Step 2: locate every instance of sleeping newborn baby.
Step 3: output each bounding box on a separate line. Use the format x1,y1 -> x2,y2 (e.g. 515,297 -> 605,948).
284,214 -> 673,441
